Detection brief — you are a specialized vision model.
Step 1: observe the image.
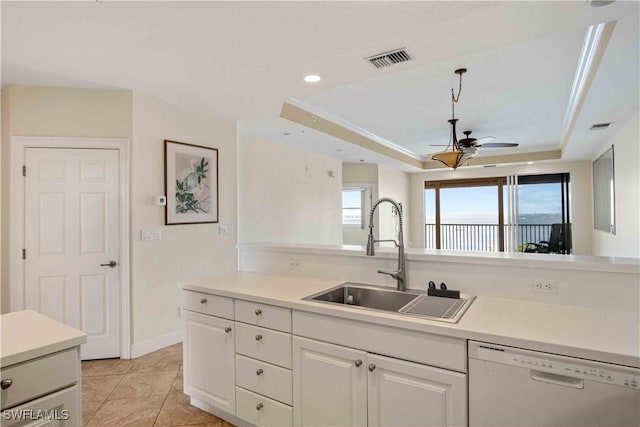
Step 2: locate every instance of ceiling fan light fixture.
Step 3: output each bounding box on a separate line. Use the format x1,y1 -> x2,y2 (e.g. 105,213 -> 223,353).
431,150 -> 466,170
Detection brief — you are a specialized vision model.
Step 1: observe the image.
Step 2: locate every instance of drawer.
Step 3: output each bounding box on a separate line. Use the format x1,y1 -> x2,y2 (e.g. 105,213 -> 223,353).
235,300 -> 291,333
2,385 -> 79,426
1,348 -> 79,410
182,290 -> 234,319
235,323 -> 292,369
235,354 -> 292,405
236,386 -> 292,427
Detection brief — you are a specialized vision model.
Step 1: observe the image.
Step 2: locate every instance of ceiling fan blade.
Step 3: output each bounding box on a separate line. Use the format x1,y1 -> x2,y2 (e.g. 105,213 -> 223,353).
476,136 -> 496,143
429,144 -> 451,147
475,142 -> 519,148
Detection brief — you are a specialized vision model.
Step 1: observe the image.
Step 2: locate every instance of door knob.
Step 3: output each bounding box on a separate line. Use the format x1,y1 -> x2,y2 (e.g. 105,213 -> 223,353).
1,379 -> 12,390
355,359 -> 363,367
368,363 -> 376,372
256,403 -> 264,411
256,368 -> 264,376
255,308 -> 262,315
224,327 -> 232,333
255,334 -> 263,341
100,260 -> 117,268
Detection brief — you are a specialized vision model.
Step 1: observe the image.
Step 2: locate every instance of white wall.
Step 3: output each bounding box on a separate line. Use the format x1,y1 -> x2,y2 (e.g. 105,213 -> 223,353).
592,112 -> 640,257
408,161 -> 593,254
238,133 -> 342,245
131,92 -> 237,343
378,164 -> 411,247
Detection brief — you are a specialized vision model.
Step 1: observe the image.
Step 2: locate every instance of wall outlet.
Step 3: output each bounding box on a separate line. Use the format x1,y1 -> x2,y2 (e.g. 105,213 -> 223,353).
141,228 -> 162,241
219,225 -> 234,235
178,306 -> 181,317
532,280 -> 558,293
289,259 -> 300,270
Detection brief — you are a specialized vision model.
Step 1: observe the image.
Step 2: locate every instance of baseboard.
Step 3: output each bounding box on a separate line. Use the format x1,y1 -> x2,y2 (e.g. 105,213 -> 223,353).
130,329 -> 183,359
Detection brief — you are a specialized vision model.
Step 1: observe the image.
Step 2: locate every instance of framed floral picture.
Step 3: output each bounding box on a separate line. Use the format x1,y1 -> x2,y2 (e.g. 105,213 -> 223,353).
164,140 -> 219,225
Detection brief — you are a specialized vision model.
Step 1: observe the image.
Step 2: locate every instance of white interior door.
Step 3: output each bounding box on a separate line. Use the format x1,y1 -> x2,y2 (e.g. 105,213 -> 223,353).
24,147 -> 120,360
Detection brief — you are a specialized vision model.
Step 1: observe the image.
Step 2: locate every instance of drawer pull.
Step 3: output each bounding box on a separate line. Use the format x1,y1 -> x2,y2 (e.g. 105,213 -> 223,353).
368,363 -> 376,372
224,327 -> 232,333
200,298 -> 208,304
256,368 -> 264,376
255,334 -> 263,341
255,308 -> 262,315
1,379 -> 12,390
256,403 -> 264,411
355,359 -> 363,367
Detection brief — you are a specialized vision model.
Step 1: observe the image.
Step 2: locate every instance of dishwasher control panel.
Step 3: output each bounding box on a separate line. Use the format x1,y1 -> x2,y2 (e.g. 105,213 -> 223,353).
470,342 -> 639,390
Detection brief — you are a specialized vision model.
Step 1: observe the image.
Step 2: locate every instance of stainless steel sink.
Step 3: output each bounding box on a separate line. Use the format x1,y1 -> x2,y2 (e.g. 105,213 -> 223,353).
303,282 -> 475,323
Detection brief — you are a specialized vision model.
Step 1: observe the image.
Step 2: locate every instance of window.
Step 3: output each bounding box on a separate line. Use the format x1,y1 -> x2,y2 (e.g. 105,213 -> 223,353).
342,188 -> 364,227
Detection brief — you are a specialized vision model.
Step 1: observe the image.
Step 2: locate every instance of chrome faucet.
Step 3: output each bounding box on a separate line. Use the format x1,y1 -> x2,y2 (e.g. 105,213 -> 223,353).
365,197 -> 407,291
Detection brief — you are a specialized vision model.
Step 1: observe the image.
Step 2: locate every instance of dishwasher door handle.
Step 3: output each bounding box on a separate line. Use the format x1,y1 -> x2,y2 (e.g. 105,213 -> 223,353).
530,370 -> 584,389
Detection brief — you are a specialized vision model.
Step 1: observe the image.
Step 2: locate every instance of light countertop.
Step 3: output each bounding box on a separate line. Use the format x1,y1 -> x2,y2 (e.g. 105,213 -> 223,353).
1,310 -> 87,367
181,272 -> 640,368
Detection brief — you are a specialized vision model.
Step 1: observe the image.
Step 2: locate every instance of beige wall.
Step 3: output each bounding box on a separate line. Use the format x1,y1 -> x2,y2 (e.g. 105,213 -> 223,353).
1,86 -> 133,313
131,92 -> 237,343
238,133 -> 342,245
377,164 -> 411,247
0,86 -> 238,347
592,112 -> 640,257
408,160 -> 593,255
342,163 -> 378,246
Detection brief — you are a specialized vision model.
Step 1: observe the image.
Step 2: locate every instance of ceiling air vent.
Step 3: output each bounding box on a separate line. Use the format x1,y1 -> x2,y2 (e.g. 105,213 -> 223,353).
366,48 -> 413,69
590,122 -> 612,130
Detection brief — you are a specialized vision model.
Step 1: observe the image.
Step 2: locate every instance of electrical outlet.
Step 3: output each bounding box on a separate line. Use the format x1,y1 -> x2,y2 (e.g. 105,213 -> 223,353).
178,306 -> 181,317
532,280 -> 558,293
289,259 -> 300,270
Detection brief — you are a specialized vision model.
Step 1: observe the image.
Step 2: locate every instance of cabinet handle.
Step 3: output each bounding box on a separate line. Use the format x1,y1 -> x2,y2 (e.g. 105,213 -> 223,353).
368,363 -> 376,372
256,403 -> 264,411
0,379 -> 12,390
255,308 -> 262,315
255,334 -> 263,341
200,298 -> 207,304
355,359 -> 363,367
256,368 -> 264,376
224,327 -> 232,333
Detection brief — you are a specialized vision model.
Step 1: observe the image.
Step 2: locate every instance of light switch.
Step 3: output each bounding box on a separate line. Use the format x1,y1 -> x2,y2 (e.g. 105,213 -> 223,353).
219,225 -> 234,236
141,229 -> 162,241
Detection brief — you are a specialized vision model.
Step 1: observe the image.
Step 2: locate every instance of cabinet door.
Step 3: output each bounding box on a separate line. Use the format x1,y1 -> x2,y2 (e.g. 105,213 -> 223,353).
367,354 -> 467,427
293,337 -> 367,426
183,309 -> 235,414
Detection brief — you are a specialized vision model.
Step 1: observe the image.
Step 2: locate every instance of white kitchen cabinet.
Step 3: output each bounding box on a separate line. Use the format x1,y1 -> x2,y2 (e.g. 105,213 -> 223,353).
293,337 -> 466,427
182,309 -> 235,413
367,353 -> 467,427
293,337 -> 367,427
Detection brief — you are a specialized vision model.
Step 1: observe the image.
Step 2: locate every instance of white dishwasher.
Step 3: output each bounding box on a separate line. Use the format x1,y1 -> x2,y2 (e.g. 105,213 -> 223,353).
468,341 -> 639,427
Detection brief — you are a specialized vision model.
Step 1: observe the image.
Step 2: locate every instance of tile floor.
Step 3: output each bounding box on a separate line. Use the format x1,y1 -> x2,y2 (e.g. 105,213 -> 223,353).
81,343 -> 235,427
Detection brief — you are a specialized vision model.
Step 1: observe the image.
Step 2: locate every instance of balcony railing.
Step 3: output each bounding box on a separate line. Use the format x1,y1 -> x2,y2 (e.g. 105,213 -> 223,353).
424,223 -> 554,252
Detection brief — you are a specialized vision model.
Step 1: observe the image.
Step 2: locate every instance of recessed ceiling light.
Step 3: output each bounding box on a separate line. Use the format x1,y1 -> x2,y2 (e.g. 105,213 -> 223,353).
527,162 -> 534,165
303,75 -> 321,83
590,122 -> 612,130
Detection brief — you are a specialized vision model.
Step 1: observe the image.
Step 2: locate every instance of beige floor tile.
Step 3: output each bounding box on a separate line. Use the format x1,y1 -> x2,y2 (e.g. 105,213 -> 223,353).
172,424 -> 223,427
170,372 -> 183,394
82,401 -> 103,425
86,394 -> 166,427
83,359 -> 135,377
129,350 -> 182,374
153,392 -> 223,427
83,375 -> 124,403
108,371 -> 176,400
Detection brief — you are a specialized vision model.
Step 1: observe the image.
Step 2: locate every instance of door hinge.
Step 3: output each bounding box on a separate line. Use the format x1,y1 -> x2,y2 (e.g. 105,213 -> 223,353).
22,249 -> 26,260
22,165 -> 26,177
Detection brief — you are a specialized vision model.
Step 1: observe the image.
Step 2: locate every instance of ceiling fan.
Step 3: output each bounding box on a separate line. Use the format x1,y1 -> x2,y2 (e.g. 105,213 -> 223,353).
430,68 -> 519,169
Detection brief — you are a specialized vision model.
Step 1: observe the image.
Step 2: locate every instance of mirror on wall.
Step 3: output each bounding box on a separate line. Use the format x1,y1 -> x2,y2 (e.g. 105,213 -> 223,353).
593,145 -> 615,235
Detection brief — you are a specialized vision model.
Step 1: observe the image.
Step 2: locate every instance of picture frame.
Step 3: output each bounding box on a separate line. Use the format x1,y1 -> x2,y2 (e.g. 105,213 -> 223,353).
164,140 -> 219,225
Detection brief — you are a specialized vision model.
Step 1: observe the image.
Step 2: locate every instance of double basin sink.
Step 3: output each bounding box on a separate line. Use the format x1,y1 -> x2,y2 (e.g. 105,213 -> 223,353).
303,282 -> 475,323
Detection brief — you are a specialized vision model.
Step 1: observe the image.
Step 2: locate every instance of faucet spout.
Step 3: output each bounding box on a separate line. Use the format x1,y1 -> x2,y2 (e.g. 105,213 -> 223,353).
365,197 -> 407,291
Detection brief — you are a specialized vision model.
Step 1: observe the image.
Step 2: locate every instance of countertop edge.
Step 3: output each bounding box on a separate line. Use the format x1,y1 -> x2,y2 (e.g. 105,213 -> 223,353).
180,275 -> 640,369
1,335 -> 87,367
